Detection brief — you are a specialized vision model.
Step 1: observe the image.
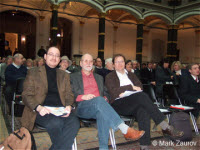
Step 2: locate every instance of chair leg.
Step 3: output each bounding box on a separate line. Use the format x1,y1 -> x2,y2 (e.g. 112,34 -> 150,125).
166,114 -> 170,123
109,129 -> 117,150
11,101 -> 15,132
72,137 -> 77,150
189,112 -> 199,135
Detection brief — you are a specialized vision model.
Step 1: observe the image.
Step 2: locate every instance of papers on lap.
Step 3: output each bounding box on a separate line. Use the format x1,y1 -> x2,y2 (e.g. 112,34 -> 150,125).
44,106 -> 69,116
115,90 -> 143,100
170,105 -> 194,110
159,108 -> 170,113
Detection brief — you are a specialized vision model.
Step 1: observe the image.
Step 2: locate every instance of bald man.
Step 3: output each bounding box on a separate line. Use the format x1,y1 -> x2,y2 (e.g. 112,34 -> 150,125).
5,53 -> 27,110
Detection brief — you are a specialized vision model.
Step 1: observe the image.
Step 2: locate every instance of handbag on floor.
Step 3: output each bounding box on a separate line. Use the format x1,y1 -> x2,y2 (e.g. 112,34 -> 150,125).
0,127 -> 36,150
169,112 -> 193,141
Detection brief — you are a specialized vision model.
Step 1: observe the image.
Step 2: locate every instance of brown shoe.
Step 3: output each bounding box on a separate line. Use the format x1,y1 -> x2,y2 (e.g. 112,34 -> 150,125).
124,127 -> 145,141
162,125 -> 184,139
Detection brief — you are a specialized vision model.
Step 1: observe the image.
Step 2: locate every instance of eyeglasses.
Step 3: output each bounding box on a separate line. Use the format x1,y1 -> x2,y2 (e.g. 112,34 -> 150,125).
47,53 -> 60,58
115,61 -> 124,64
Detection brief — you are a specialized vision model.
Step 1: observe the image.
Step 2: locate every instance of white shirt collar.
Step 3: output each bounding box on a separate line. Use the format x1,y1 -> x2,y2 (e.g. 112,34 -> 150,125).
12,62 -> 20,69
191,74 -> 198,82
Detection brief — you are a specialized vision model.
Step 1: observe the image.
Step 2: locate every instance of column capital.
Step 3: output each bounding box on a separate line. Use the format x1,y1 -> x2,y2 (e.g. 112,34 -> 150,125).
39,16 -> 45,21
137,19 -> 144,24
50,4 -> 60,11
80,21 -> 85,26
99,13 -> 106,18
168,24 -> 179,29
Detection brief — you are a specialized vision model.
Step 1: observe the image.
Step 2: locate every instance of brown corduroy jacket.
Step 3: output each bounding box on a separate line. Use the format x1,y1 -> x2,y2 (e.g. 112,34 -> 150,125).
21,66 -> 74,131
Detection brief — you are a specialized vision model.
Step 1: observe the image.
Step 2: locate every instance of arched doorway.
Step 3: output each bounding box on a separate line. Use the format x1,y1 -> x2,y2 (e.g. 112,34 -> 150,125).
0,10 -> 36,59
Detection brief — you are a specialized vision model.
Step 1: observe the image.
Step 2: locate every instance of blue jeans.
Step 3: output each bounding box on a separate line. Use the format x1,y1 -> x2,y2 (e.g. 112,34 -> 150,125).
76,97 -> 123,150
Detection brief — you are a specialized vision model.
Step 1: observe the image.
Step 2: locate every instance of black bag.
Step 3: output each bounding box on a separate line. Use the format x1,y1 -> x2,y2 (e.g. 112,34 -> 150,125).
169,112 -> 193,141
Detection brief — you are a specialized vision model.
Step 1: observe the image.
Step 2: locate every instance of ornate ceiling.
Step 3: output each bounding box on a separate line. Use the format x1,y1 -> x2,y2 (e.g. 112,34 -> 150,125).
0,0 -> 199,29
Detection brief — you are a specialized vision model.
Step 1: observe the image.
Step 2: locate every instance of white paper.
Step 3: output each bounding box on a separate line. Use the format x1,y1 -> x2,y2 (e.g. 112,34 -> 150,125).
159,108 -> 170,113
170,105 -> 194,110
115,90 -> 143,100
44,106 -> 69,116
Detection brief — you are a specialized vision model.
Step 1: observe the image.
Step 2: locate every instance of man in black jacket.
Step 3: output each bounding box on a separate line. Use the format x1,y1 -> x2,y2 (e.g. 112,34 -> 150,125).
179,63 -> 200,118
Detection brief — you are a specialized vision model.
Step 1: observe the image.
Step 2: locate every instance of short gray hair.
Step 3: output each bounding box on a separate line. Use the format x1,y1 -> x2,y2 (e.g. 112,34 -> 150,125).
105,58 -> 112,65
13,53 -> 22,59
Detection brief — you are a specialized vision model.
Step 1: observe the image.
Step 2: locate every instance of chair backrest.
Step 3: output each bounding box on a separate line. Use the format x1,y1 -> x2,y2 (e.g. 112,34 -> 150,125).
162,84 -> 182,106
143,84 -> 157,103
15,78 -> 25,95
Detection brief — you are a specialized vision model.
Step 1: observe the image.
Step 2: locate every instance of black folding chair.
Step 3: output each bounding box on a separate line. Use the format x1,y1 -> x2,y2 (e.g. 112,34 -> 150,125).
163,84 -> 199,135
143,84 -> 172,122
11,77 -> 25,132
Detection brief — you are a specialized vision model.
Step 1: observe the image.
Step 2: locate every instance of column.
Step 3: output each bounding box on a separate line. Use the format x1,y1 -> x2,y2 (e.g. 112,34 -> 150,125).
167,25 -> 178,63
195,29 -> 200,57
136,19 -> 144,64
79,21 -> 85,54
50,4 -> 59,46
98,13 -> 106,60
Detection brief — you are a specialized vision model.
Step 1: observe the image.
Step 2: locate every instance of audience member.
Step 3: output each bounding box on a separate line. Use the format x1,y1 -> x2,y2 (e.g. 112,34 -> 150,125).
125,60 -> 133,72
179,63 -> 200,118
171,61 -> 189,85
26,59 -> 33,69
104,57 -> 114,76
105,54 -> 184,150
13,48 -> 19,56
5,53 -> 27,110
36,57 -> 45,67
21,47 -> 79,150
37,46 -> 46,58
59,56 -> 72,73
140,62 -> 156,85
94,57 -> 108,79
132,60 -> 141,79
70,53 -> 145,150
155,58 -> 174,98
141,63 -> 147,69
5,47 -> 12,57
68,60 -> 81,73
0,56 -> 13,85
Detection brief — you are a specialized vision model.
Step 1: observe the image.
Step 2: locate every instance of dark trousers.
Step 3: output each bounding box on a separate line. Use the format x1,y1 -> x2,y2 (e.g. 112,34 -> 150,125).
4,85 -> 15,111
111,92 -> 165,145
35,112 -> 80,150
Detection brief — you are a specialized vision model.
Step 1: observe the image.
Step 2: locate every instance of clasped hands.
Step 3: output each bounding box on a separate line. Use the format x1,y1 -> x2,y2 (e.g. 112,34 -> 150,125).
119,85 -> 141,98
36,105 -> 72,117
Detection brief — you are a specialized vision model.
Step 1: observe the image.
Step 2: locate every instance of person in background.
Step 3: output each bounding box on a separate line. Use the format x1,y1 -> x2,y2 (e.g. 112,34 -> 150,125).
59,56 -> 72,73
140,62 -> 156,85
104,58 -> 114,76
0,56 -> 13,86
37,57 -> 45,67
26,59 -> 33,69
68,60 -> 81,73
5,53 -> 27,110
132,60 -> 141,79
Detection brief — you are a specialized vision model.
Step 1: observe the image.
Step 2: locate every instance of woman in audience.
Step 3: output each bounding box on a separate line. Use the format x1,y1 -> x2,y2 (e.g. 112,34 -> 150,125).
125,60 -> 134,72
59,56 -> 71,73
37,57 -> 45,67
105,54 -> 184,150
171,61 -> 189,85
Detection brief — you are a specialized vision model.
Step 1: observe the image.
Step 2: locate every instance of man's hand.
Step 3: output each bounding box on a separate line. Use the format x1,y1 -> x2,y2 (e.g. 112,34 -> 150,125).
151,81 -> 156,85
119,93 -> 124,98
62,106 -> 72,117
82,94 -> 96,100
197,99 -> 200,103
132,85 -> 141,91
36,105 -> 51,116
176,72 -> 180,76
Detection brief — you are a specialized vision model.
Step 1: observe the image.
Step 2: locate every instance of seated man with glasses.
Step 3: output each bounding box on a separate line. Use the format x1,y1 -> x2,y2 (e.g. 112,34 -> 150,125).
21,46 -> 79,150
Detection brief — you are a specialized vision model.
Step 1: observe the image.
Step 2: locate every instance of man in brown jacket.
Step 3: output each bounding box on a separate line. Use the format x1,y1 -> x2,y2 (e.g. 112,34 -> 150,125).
21,47 -> 79,150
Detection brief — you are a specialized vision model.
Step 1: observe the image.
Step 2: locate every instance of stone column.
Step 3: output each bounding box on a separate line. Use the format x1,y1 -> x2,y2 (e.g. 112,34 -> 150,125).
79,21 -> 85,54
195,29 -> 200,57
50,4 -> 59,46
167,25 -> 178,63
136,19 -> 144,64
98,13 -> 106,60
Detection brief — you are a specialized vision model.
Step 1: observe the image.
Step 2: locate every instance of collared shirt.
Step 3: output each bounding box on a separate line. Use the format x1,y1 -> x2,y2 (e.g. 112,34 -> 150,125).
148,68 -> 152,72
116,69 -> 133,87
76,71 -> 100,102
12,62 -> 20,69
191,74 -> 199,83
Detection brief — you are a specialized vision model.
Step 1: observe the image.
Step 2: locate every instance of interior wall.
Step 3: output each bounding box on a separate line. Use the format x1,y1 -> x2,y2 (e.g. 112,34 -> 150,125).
5,33 -> 18,54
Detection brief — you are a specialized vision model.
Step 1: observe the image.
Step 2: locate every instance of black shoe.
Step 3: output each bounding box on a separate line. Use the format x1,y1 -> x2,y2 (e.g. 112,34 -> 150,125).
162,125 -> 184,140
